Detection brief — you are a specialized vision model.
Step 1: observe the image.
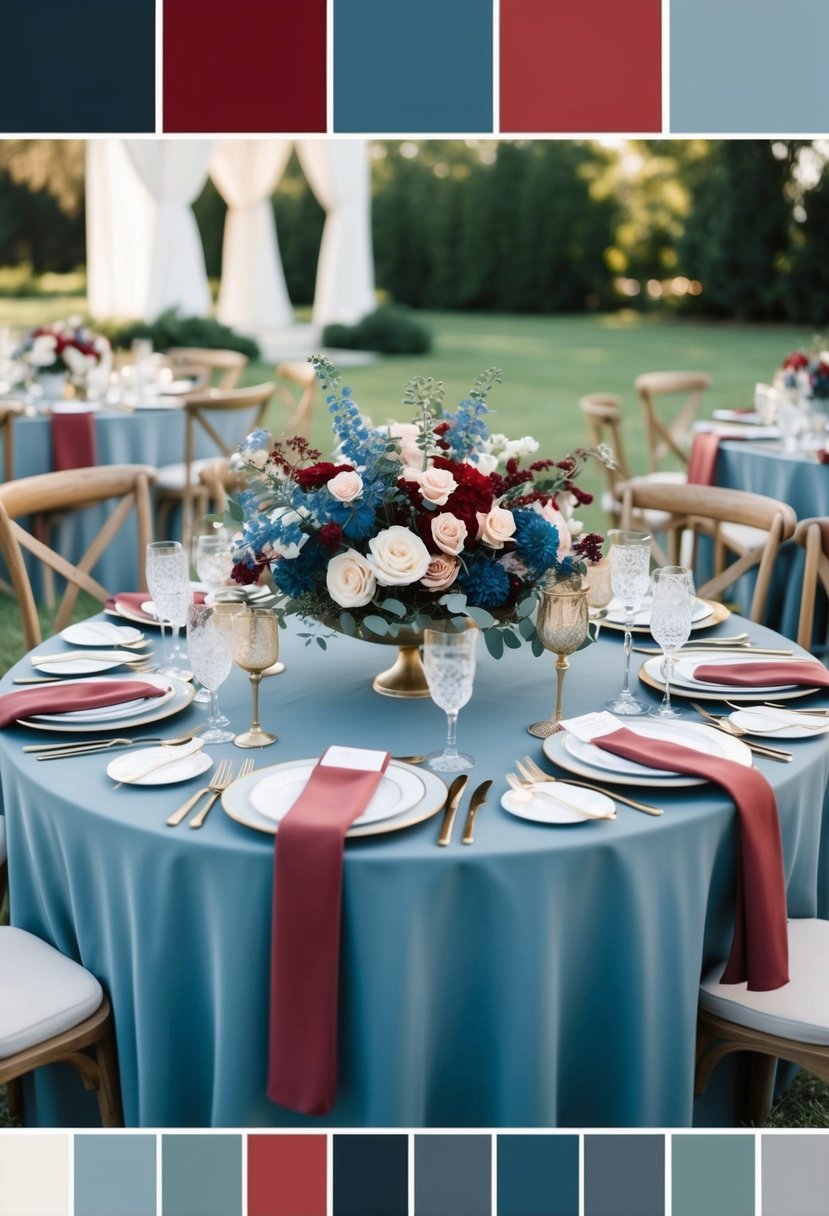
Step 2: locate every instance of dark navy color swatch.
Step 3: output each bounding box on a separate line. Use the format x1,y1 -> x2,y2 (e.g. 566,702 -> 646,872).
415,1135 -> 491,1216
585,1136 -> 665,1216
0,0 -> 154,133
498,1135 -> 579,1216
334,0 -> 492,132
333,1135 -> 408,1216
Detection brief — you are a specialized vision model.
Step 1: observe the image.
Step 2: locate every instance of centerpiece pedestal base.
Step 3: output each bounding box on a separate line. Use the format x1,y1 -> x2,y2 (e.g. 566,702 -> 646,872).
372,645 -> 430,699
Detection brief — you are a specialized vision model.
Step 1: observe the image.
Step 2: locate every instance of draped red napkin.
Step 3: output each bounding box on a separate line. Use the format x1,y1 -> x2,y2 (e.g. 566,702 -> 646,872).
106,591 -> 207,622
687,432 -> 721,485
0,679 -> 166,729
268,746 -> 391,1115
51,411 -> 98,472
592,726 -> 788,990
693,661 -> 829,689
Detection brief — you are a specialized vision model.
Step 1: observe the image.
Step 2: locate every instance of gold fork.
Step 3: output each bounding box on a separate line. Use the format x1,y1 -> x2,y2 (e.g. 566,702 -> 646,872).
519,755 -> 664,816
506,771 -> 616,820
166,758 -> 231,827
189,758 -> 255,829
690,704 -> 793,762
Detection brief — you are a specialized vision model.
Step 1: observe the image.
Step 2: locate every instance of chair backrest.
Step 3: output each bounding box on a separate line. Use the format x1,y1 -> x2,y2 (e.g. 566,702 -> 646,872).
579,393 -> 633,490
167,347 -> 249,390
619,478 -> 797,623
274,361 -> 317,438
198,458 -> 246,516
794,518 -> 829,652
634,371 -> 712,472
0,465 -> 156,648
0,401 -> 23,483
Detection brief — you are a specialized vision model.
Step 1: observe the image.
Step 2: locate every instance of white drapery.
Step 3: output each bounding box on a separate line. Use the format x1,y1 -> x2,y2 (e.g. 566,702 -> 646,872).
210,140 -> 294,334
298,141 -> 376,326
85,142 -> 155,321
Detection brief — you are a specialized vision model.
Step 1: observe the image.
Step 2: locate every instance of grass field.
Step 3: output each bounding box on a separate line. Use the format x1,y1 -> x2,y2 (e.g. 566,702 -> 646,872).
0,302 -> 826,1128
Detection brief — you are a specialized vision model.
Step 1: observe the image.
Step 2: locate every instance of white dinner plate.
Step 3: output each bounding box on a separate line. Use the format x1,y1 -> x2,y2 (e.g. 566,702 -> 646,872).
712,410 -> 762,424
728,707 -> 829,740
605,596 -> 713,627
31,674 -> 175,723
250,760 -> 425,828
51,401 -> 101,414
601,598 -> 730,636
638,655 -> 813,703
562,719 -> 740,783
543,719 -> 751,788
61,621 -> 145,647
31,651 -> 139,676
501,783 -> 615,825
672,653 -> 799,693
223,759 -> 447,838
107,746 -> 212,786
19,674 -> 193,733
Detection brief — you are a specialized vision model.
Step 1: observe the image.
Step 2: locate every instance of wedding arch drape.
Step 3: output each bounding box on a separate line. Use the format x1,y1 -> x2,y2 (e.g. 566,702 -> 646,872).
85,139 -> 375,330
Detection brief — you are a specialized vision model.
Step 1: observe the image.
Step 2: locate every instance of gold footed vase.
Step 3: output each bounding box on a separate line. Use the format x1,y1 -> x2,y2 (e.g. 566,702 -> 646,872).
527,579 -> 589,737
372,643 -> 430,699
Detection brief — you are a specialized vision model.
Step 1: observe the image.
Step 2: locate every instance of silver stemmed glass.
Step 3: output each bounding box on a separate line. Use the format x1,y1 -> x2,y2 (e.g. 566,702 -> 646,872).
186,603 -> 235,742
649,566 -> 694,719
423,628 -> 477,772
145,541 -> 192,679
606,529 -> 652,715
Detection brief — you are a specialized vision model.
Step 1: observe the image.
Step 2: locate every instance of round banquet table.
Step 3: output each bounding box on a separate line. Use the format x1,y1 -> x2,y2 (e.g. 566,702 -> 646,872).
2,615 -> 829,1129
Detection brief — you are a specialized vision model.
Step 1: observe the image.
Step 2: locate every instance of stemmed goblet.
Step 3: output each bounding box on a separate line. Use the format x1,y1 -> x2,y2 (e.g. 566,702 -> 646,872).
527,578 -> 589,737
422,628 -> 477,772
583,555 -> 613,641
195,531 -> 233,600
605,529 -> 652,715
233,606 -> 279,748
649,566 -> 694,719
186,603 -> 236,742
145,541 -> 193,678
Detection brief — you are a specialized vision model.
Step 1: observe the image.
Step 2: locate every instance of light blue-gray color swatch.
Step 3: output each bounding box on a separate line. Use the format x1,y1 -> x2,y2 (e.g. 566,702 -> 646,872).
672,1135 -> 754,1216
161,1136 -> 241,1216
75,1135 -> 156,1216
762,1135 -> 829,1216
671,0 -> 829,132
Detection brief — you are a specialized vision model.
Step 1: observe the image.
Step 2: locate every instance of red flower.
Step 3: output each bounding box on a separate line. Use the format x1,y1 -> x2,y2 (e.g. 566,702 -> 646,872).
318,523 -> 344,551
294,462 -> 354,491
784,351 -> 810,371
231,560 -> 266,586
433,456 -> 493,495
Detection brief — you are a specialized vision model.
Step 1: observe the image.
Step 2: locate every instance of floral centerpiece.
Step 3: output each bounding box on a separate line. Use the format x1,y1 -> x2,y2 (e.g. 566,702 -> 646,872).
228,358 -> 611,693
13,317 -> 111,395
781,346 -> 829,400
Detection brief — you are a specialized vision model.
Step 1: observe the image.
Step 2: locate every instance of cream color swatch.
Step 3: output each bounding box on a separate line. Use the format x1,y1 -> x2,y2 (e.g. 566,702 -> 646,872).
0,1136 -> 70,1216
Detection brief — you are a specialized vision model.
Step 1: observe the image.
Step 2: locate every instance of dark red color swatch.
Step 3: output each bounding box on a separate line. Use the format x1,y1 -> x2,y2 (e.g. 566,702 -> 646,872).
163,0 -> 326,132
248,1135 -> 327,1216
500,0 -> 661,133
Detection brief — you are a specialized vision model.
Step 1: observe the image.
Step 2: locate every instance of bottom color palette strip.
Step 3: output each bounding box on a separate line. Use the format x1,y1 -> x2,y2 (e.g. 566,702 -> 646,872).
0,1131 -> 827,1214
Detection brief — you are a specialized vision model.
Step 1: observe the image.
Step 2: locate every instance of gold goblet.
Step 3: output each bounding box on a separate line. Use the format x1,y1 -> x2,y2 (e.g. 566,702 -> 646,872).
233,606 -> 279,749
527,580 -> 590,738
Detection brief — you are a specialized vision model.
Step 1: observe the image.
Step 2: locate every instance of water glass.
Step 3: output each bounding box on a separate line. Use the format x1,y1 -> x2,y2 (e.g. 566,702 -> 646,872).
649,567 -> 694,719
145,541 -> 193,679
195,532 -> 234,599
423,628 -> 477,772
186,603 -> 235,742
606,529 -> 651,715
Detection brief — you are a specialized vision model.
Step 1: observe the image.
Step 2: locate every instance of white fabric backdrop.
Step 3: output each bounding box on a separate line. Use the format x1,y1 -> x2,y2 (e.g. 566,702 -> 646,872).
86,142 -> 155,321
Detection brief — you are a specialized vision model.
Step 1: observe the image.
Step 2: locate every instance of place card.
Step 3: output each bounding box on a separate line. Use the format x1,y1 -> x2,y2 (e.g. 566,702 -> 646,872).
319,746 -> 389,772
559,711 -> 621,743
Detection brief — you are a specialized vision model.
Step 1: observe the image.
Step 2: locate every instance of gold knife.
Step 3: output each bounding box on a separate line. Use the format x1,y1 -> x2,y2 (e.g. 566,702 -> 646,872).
437,774 -> 468,847
462,779 -> 493,845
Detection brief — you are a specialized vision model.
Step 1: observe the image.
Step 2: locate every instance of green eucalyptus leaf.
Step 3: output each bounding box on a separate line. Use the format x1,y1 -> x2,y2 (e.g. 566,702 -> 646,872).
484,628 -> 505,660
440,593 -> 468,614
502,629 -> 522,650
518,615 -> 536,640
317,637 -> 327,650
531,636 -> 546,658
382,598 -> 407,618
226,496 -> 244,524
363,614 -> 389,637
517,596 -> 537,619
465,607 -> 496,629
339,611 -> 357,636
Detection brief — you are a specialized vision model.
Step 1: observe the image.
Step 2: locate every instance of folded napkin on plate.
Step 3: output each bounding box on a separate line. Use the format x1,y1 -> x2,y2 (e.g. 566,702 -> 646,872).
268,745 -> 390,1115
0,679 -> 166,728
593,725 -> 788,990
693,661 -> 829,689
687,432 -> 722,485
51,411 -> 98,472
107,590 -> 207,621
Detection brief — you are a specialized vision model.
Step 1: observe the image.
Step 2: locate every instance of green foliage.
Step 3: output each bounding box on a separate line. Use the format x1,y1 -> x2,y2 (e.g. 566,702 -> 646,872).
323,305 -> 432,355
101,308 -> 261,359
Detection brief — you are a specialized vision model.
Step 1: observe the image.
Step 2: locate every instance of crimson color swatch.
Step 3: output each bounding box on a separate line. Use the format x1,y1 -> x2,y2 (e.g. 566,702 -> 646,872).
248,1135 -> 326,1216
500,0 -> 661,133
163,0 -> 326,132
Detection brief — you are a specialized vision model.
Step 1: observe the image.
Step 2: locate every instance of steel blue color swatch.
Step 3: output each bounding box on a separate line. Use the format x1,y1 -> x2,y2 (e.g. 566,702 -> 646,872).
161,1135 -> 242,1216
584,1135 -> 664,1216
498,1135 -> 579,1216
75,1135 -> 156,1216
334,0 -> 492,132
415,1135 -> 491,1216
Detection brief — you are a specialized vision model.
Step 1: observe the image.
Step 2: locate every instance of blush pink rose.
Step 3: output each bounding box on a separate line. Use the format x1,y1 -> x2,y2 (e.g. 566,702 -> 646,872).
477,505 -> 516,549
421,554 -> 459,591
431,512 -> 468,556
387,422 -> 423,473
327,470 -> 364,502
419,466 -> 457,506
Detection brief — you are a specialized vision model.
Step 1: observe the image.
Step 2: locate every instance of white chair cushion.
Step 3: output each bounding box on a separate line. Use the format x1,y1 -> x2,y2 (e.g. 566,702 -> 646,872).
0,927 -> 103,1058
154,457 -> 216,492
700,919 -> 829,1046
719,522 -> 770,554
0,816 -> 5,866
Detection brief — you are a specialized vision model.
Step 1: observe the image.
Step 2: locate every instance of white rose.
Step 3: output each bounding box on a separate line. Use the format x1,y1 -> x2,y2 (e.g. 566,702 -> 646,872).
431,512 -> 467,556
367,525 -> 432,586
467,452 -> 498,476
29,335 -> 57,367
62,345 -> 87,374
419,466 -> 457,506
387,422 -> 423,472
326,549 -> 376,608
505,436 -> 540,461
327,470 -> 364,502
477,506 -> 516,549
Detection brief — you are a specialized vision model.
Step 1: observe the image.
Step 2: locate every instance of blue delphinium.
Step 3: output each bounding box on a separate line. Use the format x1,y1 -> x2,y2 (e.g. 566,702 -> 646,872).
312,355 -> 388,471
443,396 -> 489,459
513,509 -> 559,576
459,556 -> 511,608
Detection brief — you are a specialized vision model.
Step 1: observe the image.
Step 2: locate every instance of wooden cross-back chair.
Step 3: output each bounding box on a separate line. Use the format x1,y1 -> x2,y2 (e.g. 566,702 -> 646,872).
0,400 -> 23,484
619,479 -> 797,623
154,382 -> 275,549
793,517 -> 829,653
274,361 -> 317,438
0,465 -> 155,650
166,347 -> 249,391
635,371 -> 712,473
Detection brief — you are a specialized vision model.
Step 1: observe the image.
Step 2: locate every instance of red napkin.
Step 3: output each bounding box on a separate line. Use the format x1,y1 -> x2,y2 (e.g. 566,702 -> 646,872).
0,679 -> 166,729
693,661 -> 829,689
687,432 -> 721,485
593,726 -> 788,990
107,591 -> 207,622
51,412 -> 98,472
268,746 -> 391,1115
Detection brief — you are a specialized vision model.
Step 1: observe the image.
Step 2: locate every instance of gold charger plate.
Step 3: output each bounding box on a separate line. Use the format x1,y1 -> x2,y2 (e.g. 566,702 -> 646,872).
222,759 -> 448,838
601,597 -> 730,636
638,656 -> 815,704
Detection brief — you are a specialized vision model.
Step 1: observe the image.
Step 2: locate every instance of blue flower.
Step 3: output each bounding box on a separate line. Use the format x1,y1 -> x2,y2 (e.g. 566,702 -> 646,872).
514,510 -> 559,576
459,557 -> 511,608
443,397 -> 489,460
272,544 -> 326,600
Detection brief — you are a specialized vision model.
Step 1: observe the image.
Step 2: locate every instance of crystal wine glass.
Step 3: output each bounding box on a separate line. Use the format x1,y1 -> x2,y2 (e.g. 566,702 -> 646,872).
606,529 -> 652,715
186,603 -> 235,742
145,541 -> 192,679
649,566 -> 694,719
233,606 -> 279,748
422,628 -> 477,772
195,532 -> 233,600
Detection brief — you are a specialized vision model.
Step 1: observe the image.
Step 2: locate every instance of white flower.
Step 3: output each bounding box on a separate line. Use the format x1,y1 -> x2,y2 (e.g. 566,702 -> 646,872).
418,466 -> 457,506
467,452 -> 498,476
387,422 -> 423,472
326,549 -> 376,608
63,345 -> 90,374
367,525 -> 432,586
327,470 -> 364,502
28,335 -> 57,367
267,506 -> 309,560
477,506 -> 516,549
